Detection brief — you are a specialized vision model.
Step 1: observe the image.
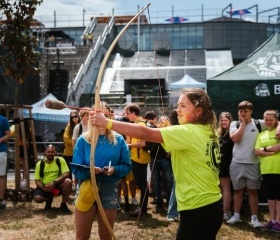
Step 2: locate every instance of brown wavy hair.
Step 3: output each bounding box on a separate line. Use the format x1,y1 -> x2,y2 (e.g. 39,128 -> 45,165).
181,88 -> 217,139
68,110 -> 81,137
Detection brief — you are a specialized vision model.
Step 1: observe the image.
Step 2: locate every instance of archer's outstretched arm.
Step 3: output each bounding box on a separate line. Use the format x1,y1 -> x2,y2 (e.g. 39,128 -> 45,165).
90,111 -> 163,143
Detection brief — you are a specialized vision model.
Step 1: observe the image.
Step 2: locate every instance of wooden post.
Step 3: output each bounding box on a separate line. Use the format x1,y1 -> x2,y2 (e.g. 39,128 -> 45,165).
28,108 -> 38,163
19,112 -> 29,189
14,107 -> 21,191
0,104 -> 37,193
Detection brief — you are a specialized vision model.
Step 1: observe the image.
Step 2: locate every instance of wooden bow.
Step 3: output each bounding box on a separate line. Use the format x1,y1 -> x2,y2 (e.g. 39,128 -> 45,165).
89,3 -> 151,239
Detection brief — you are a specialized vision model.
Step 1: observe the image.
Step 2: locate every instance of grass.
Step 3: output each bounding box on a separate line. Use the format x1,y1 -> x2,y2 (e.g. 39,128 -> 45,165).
1,181 -> 280,240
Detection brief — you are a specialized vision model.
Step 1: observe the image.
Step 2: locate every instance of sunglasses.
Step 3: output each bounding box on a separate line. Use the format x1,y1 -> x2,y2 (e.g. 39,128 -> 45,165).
71,115 -> 78,119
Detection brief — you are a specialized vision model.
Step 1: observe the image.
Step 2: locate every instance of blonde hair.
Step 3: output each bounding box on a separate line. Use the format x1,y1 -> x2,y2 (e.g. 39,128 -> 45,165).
217,112 -> 234,137
79,108 -> 90,118
86,101 -> 117,145
263,110 -> 279,128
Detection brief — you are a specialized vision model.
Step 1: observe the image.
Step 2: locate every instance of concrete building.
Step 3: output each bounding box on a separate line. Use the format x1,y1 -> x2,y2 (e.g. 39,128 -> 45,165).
1,6 -> 280,117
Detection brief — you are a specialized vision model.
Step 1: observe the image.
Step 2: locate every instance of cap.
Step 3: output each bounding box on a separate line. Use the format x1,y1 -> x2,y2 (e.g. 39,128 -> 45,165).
75,180 -> 96,212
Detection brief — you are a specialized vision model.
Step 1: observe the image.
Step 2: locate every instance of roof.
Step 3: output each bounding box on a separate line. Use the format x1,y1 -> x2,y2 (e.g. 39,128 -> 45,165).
0,19 -> 44,28
99,49 -> 233,94
43,30 -> 72,39
205,16 -> 245,22
209,32 -> 280,81
170,74 -> 206,89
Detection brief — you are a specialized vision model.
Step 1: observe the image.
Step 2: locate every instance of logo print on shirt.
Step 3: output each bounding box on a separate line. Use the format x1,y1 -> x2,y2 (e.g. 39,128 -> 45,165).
206,140 -> 220,174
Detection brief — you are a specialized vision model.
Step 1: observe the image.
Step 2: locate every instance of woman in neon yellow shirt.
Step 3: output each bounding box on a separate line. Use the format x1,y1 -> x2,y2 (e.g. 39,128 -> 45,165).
63,110 -> 80,180
90,88 -> 223,239
255,110 -> 280,232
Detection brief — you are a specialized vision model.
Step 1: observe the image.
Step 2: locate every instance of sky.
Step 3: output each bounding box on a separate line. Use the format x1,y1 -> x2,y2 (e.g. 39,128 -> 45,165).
34,0 -> 280,27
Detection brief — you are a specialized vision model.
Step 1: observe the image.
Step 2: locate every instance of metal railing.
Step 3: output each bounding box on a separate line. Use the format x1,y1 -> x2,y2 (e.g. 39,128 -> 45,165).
34,5 -> 280,28
100,94 -> 173,108
66,17 -> 115,105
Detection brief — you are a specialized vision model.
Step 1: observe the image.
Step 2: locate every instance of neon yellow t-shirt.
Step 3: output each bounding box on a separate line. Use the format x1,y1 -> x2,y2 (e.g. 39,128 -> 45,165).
34,157 -> 70,186
255,128 -> 280,174
160,124 -> 221,211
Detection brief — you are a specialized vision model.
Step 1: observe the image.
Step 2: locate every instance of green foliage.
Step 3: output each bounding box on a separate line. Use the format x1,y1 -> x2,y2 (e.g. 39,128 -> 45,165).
0,0 -> 42,84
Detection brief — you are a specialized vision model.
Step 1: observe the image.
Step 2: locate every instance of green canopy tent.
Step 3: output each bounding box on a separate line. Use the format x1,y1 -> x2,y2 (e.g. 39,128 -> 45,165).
207,33 -> 280,119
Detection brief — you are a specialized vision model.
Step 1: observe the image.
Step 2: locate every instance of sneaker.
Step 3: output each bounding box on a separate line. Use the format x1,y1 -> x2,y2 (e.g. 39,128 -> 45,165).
167,216 -> 179,222
226,214 -> 241,224
223,213 -> 231,220
129,207 -> 147,218
251,215 -> 263,228
124,204 -> 131,212
45,197 -> 53,210
261,221 -> 274,231
0,200 -> 6,209
132,198 -> 139,205
60,202 -> 71,214
271,222 -> 280,232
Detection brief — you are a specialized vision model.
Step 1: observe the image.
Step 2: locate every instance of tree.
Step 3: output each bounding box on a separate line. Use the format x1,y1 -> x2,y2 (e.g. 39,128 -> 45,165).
0,0 -> 43,191
0,0 -> 42,104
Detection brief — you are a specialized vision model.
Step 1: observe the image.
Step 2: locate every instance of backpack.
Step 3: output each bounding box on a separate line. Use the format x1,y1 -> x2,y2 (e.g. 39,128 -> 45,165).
142,122 -> 157,152
236,119 -> 261,133
39,158 -> 61,178
143,141 -> 157,152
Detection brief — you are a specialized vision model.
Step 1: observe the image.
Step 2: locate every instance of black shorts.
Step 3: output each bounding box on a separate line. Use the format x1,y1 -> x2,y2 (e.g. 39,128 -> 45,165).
34,183 -> 62,198
176,200 -> 223,240
219,158 -> 231,178
262,174 -> 280,200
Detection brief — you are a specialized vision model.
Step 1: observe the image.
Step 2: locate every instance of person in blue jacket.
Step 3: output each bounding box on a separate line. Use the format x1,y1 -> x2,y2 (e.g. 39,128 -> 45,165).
72,102 -> 131,240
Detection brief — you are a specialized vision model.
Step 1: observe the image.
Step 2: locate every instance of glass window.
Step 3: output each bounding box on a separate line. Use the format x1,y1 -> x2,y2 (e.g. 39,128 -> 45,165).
116,24 -> 204,51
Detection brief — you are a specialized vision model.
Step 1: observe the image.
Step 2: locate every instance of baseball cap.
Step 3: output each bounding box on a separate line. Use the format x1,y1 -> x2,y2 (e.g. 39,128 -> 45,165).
75,180 -> 96,212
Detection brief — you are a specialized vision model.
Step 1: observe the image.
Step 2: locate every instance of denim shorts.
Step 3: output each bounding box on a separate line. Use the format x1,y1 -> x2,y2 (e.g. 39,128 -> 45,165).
97,180 -> 120,210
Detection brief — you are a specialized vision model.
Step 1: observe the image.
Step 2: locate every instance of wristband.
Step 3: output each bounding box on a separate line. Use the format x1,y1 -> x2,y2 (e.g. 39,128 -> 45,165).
264,147 -> 267,152
106,119 -> 113,130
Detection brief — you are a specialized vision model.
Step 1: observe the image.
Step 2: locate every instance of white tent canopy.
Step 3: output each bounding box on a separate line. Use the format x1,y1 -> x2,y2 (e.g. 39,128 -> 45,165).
170,74 -> 206,89
23,93 -> 71,123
